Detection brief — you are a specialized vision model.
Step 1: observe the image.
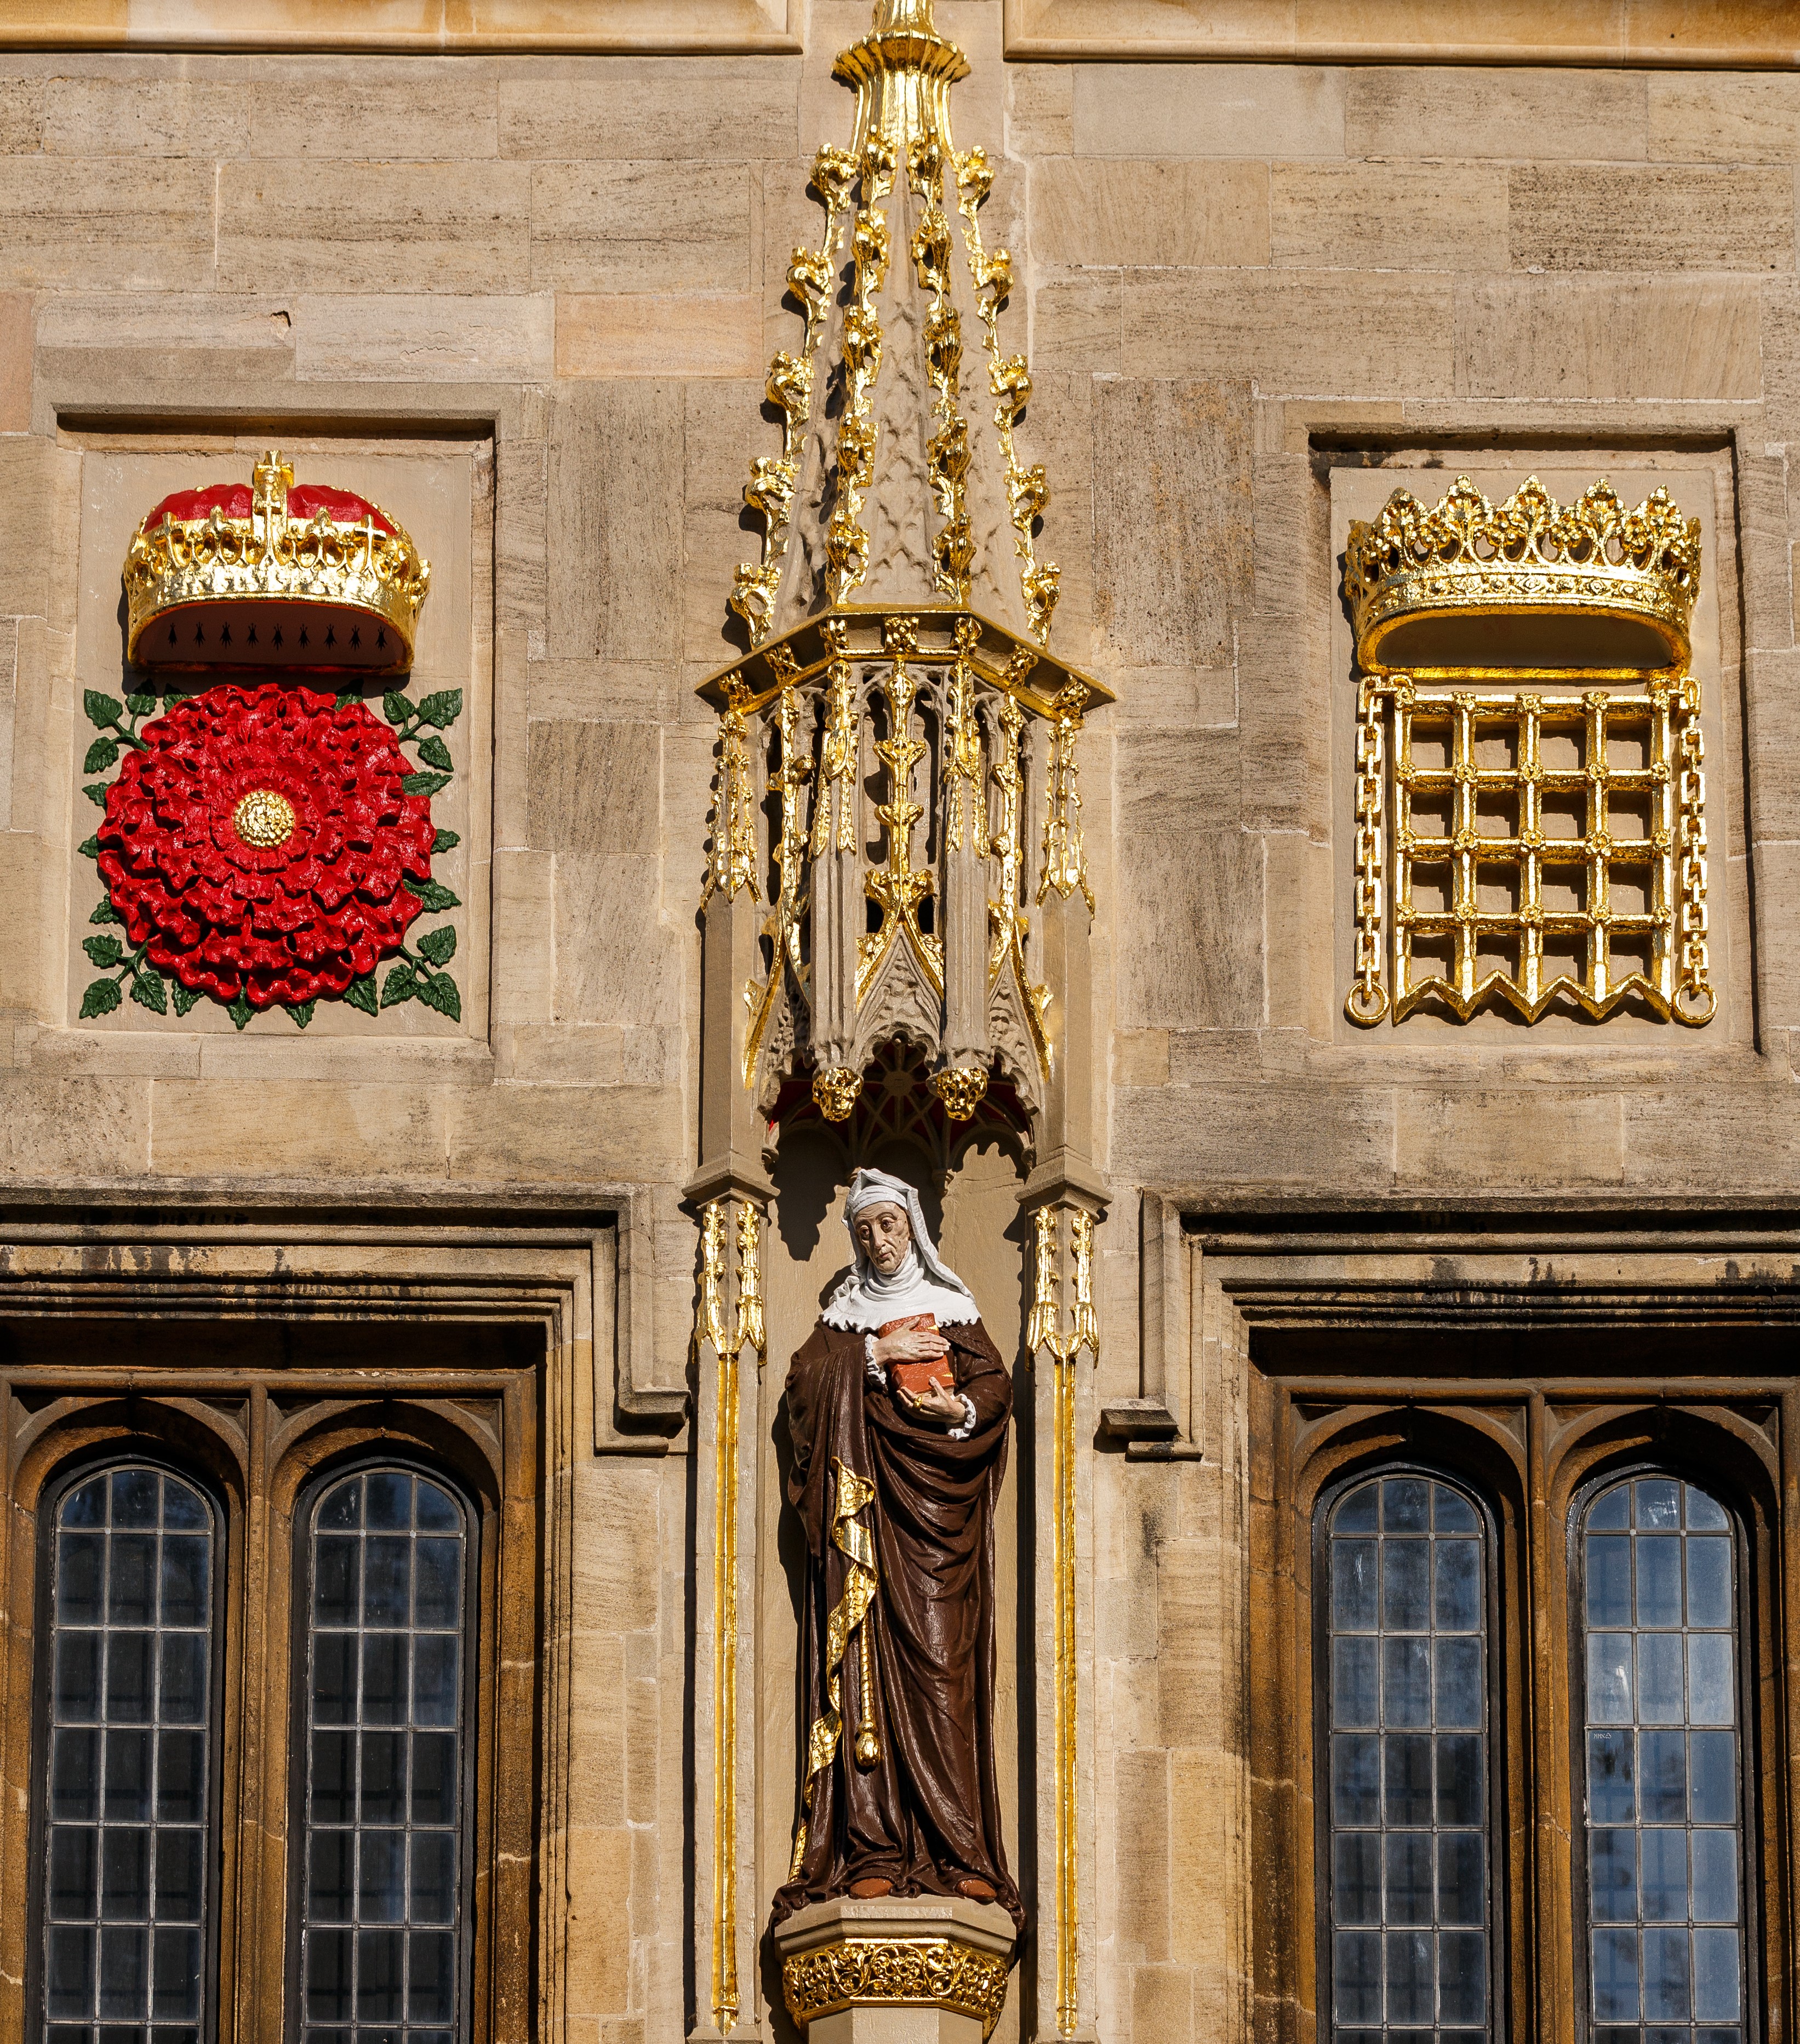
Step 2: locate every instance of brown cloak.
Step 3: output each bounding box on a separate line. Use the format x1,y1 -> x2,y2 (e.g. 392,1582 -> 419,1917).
770,1317 -> 1024,1939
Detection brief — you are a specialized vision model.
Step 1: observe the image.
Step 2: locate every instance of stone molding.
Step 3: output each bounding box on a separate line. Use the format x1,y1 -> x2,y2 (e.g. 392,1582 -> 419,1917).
1002,0 -> 1800,64
1,0 -> 799,52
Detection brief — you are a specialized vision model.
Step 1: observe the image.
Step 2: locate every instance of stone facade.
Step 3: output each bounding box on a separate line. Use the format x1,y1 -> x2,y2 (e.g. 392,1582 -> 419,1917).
3,8 -> 1800,2044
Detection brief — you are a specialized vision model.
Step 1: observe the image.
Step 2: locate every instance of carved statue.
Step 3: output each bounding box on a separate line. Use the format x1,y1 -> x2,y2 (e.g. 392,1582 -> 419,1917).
771,1167 -> 1024,1938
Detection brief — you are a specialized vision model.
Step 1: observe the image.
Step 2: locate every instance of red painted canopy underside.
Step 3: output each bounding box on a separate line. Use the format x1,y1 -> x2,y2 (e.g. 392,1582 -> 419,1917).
144,482 -> 397,535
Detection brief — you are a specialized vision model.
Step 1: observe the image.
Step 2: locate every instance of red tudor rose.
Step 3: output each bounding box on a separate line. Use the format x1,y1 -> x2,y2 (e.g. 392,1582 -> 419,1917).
97,683 -> 436,1009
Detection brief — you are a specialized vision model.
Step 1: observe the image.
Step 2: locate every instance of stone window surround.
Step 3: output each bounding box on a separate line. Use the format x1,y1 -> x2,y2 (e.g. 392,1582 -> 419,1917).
0,1181 -> 683,2044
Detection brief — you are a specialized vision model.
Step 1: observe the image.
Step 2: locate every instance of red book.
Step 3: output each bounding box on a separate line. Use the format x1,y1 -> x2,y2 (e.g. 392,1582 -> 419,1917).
879,1314 -> 955,1400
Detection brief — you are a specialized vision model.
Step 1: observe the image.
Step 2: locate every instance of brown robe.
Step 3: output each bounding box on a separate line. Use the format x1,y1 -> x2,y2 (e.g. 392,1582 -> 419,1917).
770,1317 -> 1024,1939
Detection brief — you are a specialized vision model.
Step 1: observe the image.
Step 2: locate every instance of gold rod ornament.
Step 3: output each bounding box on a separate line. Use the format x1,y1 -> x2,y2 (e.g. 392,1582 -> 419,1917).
1028,1203 -> 1099,2036
699,1198 -> 766,2036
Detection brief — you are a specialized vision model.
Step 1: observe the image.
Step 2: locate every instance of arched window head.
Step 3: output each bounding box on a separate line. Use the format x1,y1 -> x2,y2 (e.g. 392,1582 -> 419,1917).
1581,1475 -> 1746,2044
298,1468 -> 472,2044
1324,1472 -> 1494,2044
37,1465 -> 219,2044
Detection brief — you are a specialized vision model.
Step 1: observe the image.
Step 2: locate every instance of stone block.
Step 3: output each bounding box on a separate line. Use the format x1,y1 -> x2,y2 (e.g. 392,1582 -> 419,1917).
1124,271 -> 1455,395
443,1082 -> 682,1182
528,161 -> 755,293
1237,610 -> 1328,836
1344,66 -> 1647,161
1033,159 -> 1268,270
0,158 -> 213,290
525,720 -> 660,856
43,77 -> 248,156
217,158 -> 532,294
0,434 -> 79,625
0,291 -> 27,433
1250,452 -> 1322,620
527,661 -> 674,725
1271,161 -> 1507,272
1093,378 -> 1253,670
1113,1081 -> 1395,1187
498,59 -> 795,158
1393,1087 -> 1625,1191
1738,452 -> 1794,653
497,437 -> 547,647
554,855 -> 682,1028
547,382 -> 683,663
1119,831 -> 1264,1033
1455,277 -> 1761,401
148,1081 -> 449,1178
0,78 -> 43,153
1113,1747 -> 1172,1963
292,293 -> 553,381
1648,75 -> 1800,164
1508,165 -> 1795,273
556,292 -> 761,380
1623,1084 -> 1800,1191
1007,62 -> 1072,156
490,849 -> 556,1022
1264,830 -> 1334,1036
563,1826 -> 634,2014
1,1074 -> 151,1179
1073,63 -> 1345,159
247,71 -> 499,158
34,292 -> 296,356
1031,269 -> 1121,374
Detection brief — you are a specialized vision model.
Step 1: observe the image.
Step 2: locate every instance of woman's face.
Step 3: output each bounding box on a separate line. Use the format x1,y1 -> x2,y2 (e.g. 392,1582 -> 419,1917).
853,1201 -> 912,1276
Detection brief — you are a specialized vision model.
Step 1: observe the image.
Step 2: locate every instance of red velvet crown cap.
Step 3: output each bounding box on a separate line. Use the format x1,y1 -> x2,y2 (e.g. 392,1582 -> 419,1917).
144,482 -> 396,535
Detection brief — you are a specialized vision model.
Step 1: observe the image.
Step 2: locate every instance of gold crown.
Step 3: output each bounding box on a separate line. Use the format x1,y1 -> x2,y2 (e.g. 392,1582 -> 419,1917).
1344,474 -> 1701,670
124,450 -> 430,675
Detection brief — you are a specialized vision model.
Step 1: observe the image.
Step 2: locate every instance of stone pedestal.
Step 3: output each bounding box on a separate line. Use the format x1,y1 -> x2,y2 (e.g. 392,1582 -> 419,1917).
773,1896 -> 1017,2042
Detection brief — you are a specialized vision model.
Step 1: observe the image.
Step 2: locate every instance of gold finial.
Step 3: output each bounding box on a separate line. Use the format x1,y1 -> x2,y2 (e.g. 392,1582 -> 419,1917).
872,0 -> 936,28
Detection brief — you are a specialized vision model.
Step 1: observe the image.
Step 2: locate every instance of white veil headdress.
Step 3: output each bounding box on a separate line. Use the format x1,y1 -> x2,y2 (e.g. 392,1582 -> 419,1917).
820,1167 -> 979,1332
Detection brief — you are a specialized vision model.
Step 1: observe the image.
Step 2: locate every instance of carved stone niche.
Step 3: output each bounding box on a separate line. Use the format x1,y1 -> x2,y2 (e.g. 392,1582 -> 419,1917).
690,616 -> 1107,1208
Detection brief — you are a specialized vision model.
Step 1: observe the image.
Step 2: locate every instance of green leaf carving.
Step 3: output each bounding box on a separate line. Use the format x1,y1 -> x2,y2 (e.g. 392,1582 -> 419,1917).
415,734 -> 453,772
413,881 -> 461,914
124,691 -> 157,717
83,737 -> 120,774
89,900 -> 123,925
291,1000 -> 317,1030
227,994 -> 254,1031
419,972 -> 462,1023
83,690 -> 124,732
382,690 -> 411,726
431,829 -> 460,853
79,978 -> 122,1019
401,770 -> 452,798
344,975 -> 379,1017
78,836 -> 100,860
380,964 -> 418,1008
416,925 -> 457,967
84,783 -> 110,807
414,689 -> 463,729
130,969 -> 168,1015
172,982 -> 201,1017
82,935 -> 123,966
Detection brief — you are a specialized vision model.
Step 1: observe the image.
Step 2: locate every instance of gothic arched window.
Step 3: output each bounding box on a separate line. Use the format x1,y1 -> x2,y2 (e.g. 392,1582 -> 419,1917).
1324,1472 -> 1495,2044
35,1465 -> 220,2044
1580,1476 -> 1747,2044
295,1467 -> 473,2044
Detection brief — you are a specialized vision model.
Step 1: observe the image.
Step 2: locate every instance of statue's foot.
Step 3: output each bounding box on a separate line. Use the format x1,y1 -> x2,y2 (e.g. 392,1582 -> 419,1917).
848,1877 -> 893,1898
957,1877 -> 997,1902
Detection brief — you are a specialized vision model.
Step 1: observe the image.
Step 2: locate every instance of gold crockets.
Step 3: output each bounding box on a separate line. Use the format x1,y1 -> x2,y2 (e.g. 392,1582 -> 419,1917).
1342,475 -> 1714,1030
698,0 -> 1110,1136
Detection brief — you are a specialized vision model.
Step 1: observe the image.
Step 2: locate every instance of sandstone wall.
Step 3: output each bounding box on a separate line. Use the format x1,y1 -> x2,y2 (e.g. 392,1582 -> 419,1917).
3,9 -> 1798,2041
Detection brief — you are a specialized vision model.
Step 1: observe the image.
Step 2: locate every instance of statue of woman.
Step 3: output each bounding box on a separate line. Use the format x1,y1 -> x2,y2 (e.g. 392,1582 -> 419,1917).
770,1166 -> 1024,1937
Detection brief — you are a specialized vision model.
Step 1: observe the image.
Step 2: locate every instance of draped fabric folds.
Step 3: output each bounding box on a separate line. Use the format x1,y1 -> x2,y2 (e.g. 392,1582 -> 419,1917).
770,1318 -> 1024,1939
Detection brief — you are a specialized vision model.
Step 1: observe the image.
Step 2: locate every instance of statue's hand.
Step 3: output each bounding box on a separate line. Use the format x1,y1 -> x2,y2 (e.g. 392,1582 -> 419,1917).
871,1328 -> 950,1366
904,1380 -> 969,1425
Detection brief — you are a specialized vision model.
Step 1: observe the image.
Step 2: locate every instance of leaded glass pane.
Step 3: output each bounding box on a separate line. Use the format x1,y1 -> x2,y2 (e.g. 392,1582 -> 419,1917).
38,1468 -> 216,2044
299,1472 -> 468,2044
1580,1478 -> 1746,2044
1327,1476 -> 1493,2044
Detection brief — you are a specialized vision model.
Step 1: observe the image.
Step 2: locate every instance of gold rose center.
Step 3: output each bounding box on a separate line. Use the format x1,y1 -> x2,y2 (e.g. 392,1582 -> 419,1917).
232,788 -> 296,849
